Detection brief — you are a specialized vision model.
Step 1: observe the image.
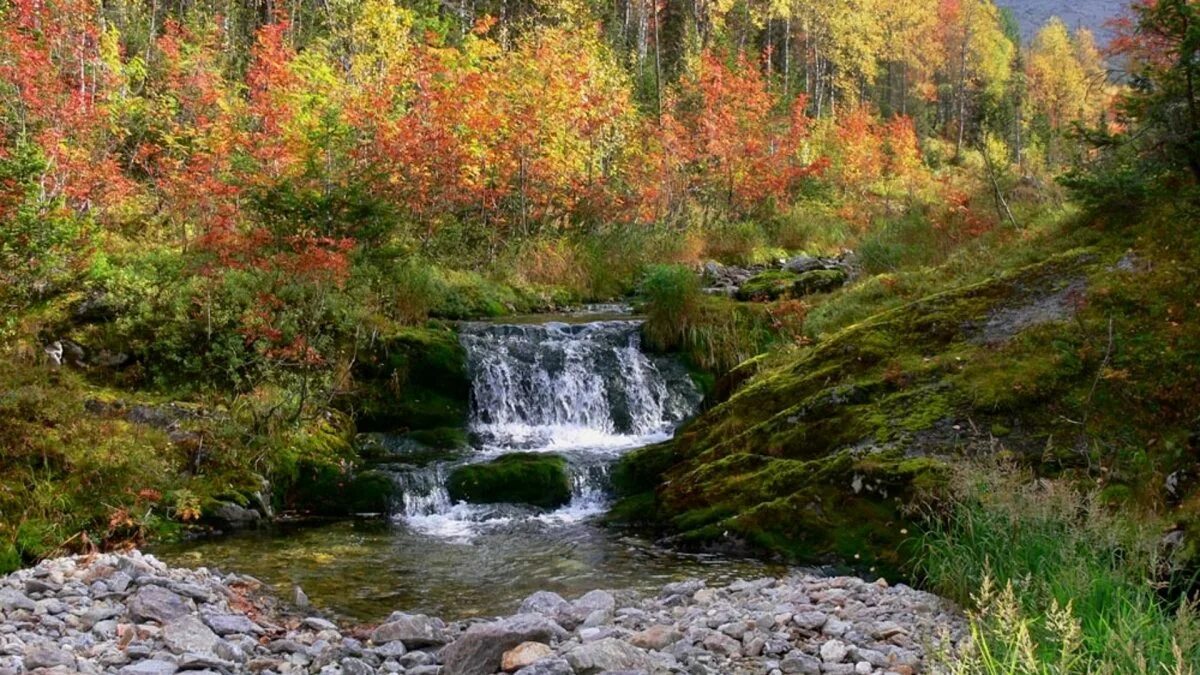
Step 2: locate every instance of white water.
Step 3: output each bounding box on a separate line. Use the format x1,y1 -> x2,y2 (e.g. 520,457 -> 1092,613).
393,317 -> 699,539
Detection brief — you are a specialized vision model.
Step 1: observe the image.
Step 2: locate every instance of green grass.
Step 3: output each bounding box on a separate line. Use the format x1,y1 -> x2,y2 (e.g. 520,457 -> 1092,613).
916,462 -> 1200,674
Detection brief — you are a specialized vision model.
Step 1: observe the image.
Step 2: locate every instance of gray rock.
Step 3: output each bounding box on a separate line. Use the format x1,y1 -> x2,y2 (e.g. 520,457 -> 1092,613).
793,611 -> 828,630
118,659 -> 180,675
440,614 -> 567,675
514,657 -> 574,675
780,654 -> 821,674
210,501 -> 261,527
519,590 -> 579,628
564,638 -> 654,674
128,585 -> 193,624
342,656 -> 376,675
23,643 -> 76,670
371,613 -> 446,647
820,639 -> 849,664
202,612 -> 263,636
573,590 -> 616,616
162,615 -> 222,656
0,590 -> 35,612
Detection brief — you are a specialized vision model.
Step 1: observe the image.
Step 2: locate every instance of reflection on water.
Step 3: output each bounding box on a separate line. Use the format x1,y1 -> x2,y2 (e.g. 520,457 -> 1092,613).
151,519 -> 783,622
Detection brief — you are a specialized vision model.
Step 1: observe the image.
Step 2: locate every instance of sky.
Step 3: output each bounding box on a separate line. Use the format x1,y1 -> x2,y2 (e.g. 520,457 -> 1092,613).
996,0 -> 1128,44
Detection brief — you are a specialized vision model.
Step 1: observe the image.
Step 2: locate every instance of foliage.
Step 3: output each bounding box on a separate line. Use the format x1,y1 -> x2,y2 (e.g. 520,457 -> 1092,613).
919,462 -> 1200,673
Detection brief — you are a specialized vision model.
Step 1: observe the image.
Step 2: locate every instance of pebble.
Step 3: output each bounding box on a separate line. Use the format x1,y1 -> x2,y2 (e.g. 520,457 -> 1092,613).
0,551 -> 966,674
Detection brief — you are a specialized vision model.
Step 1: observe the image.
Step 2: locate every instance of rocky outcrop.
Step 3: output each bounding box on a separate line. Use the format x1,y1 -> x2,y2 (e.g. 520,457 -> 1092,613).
0,551 -> 965,675
703,254 -> 857,301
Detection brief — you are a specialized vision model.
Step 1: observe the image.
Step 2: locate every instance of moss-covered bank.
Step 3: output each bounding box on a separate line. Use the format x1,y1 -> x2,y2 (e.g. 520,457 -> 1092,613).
614,207 -> 1200,573
447,453 -> 572,509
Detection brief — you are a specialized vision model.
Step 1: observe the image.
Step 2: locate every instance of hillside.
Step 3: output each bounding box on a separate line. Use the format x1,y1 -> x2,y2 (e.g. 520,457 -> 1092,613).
997,0 -> 1126,41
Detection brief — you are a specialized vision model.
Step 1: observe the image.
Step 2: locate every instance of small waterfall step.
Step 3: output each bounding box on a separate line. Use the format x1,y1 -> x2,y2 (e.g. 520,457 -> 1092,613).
389,318 -> 700,537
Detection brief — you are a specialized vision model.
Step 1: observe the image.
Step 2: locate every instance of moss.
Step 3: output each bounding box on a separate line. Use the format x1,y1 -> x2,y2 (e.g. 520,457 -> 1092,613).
793,268 -> 847,295
345,325 -> 470,433
447,453 -> 571,509
736,270 -> 799,301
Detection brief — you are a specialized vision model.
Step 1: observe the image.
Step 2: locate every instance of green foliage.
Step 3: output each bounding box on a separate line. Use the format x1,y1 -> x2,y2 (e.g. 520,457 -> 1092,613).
447,453 -> 571,509
918,462 -> 1200,673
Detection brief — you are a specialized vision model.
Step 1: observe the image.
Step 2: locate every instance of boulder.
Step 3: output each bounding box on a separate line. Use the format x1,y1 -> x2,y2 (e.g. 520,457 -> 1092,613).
440,614 -> 567,675
630,624 -> 683,651
371,613 -> 447,647
127,585 -> 194,623
448,454 -> 572,509
162,615 -> 222,656
563,637 -> 654,674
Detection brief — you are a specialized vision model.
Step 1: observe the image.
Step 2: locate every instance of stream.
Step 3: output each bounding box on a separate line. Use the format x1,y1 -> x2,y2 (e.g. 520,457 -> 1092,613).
153,309 -> 783,622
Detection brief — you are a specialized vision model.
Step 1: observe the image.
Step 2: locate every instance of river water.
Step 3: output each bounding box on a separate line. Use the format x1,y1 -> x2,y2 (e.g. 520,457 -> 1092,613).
154,310 -> 782,622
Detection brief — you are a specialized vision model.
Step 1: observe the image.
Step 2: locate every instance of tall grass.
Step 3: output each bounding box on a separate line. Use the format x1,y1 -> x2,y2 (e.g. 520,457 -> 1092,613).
639,264 -> 777,374
917,462 -> 1199,674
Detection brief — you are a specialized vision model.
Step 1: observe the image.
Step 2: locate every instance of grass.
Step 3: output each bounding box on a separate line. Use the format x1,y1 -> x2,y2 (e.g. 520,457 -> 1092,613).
917,461 -> 1200,674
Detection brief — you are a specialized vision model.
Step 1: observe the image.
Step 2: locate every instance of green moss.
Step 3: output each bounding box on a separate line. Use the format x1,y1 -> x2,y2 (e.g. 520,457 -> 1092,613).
736,270 -> 799,301
345,325 -> 470,433
447,453 -> 571,509
793,268 -> 847,295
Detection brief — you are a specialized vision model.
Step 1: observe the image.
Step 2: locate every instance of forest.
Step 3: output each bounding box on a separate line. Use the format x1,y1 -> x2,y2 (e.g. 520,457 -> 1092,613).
1,0 -> 1199,672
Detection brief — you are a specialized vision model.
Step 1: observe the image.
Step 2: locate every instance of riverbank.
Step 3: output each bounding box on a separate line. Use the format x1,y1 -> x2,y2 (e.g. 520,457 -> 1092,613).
1,551 -> 964,675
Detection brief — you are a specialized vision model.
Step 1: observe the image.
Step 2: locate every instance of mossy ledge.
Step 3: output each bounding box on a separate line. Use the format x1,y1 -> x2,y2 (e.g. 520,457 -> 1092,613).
612,248 -> 1120,571
447,453 -> 572,509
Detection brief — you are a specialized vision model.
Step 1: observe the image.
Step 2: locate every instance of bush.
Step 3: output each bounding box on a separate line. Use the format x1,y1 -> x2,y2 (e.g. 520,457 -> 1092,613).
916,462 -> 1200,673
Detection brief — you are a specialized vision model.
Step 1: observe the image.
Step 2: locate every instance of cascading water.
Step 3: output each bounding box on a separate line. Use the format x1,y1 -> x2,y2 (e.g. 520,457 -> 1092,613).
395,315 -> 700,538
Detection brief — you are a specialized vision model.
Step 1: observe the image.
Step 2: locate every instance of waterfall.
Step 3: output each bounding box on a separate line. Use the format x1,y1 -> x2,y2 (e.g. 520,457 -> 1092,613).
392,317 -> 700,537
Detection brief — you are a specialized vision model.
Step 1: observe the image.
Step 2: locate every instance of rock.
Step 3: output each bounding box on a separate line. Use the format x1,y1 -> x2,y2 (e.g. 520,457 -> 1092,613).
514,658 -> 574,675
448,453 -> 572,509
702,630 -> 742,656
202,612 -> 263,635
440,615 -> 567,675
564,638 -> 654,674
128,585 -> 194,623
294,585 -> 311,609
163,615 -> 222,655
209,501 -> 261,527
502,641 -> 555,671
793,611 -> 828,630
371,613 -> 447,647
118,660 -> 180,675
519,590 -> 576,625
304,616 -> 340,632
572,589 -> 616,617
780,653 -> 821,674
0,589 -> 36,612
820,639 -> 849,664
23,644 -> 77,670
630,625 -> 683,651
342,656 -> 377,675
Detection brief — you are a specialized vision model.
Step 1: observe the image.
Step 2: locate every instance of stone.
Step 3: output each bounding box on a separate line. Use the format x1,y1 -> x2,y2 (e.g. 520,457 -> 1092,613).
820,639 -> 849,664
23,644 -> 76,670
855,661 -> 873,674
304,616 -> 339,632
440,615 -> 567,675
202,612 -> 263,636
518,590 -> 578,627
793,611 -> 827,630
118,660 -> 180,675
564,638 -> 654,674
342,656 -> 376,675
0,589 -> 35,612
162,615 -> 222,656
371,613 -> 447,647
822,617 -> 851,637
128,585 -> 193,624
501,641 -> 554,672
572,590 -> 616,617
702,630 -> 742,656
514,658 -> 574,675
779,654 -> 821,674
630,625 -> 683,651
210,501 -> 261,527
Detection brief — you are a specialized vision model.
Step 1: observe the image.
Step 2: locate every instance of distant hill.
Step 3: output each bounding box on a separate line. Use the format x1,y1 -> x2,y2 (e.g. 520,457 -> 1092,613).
996,0 -> 1127,44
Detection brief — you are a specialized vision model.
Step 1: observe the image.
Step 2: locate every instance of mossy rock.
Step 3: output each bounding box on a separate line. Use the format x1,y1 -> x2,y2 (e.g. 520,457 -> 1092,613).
736,270 -> 800,301
447,453 -> 571,509
344,326 -> 470,433
280,462 -> 395,516
794,268 -> 847,295
357,431 -> 467,467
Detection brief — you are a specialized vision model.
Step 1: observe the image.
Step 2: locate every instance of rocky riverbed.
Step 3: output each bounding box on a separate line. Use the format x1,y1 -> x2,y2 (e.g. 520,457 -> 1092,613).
0,551 -> 966,674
